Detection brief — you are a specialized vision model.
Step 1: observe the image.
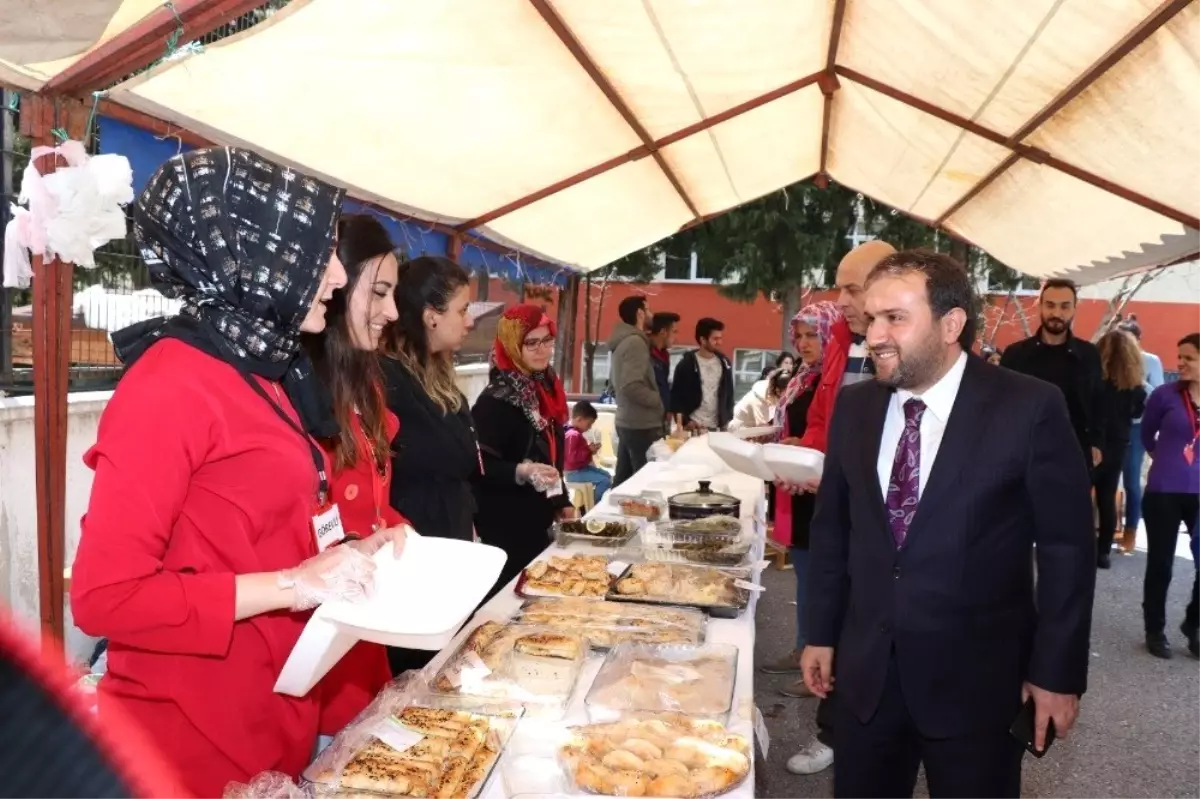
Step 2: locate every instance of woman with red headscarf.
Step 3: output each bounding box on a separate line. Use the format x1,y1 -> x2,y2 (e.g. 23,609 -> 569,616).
472,304 -> 575,599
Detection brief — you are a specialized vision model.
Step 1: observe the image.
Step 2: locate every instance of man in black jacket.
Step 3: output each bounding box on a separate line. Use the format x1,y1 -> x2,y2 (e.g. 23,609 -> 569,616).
1000,279 -> 1105,470
671,317 -> 734,431
803,251 -> 1095,797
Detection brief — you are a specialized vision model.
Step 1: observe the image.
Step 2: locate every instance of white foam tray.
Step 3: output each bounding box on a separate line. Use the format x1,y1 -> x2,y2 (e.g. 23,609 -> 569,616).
761,443 -> 824,484
706,432 -> 776,482
275,536 -> 506,697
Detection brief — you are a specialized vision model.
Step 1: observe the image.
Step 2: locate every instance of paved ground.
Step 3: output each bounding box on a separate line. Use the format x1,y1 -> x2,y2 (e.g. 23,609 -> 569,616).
753,537 -> 1200,798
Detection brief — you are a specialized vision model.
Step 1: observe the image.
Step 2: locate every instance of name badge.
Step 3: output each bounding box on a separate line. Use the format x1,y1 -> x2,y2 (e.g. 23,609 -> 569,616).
312,504 -> 346,552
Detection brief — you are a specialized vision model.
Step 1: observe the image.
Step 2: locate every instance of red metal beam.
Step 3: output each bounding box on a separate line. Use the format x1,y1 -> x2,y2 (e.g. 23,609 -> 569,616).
835,66 -> 1200,229
817,0 -> 848,180
41,0 -> 268,96
20,95 -> 77,647
1007,0 -> 1192,144
457,70 -> 823,232
935,0 -> 1193,229
526,0 -> 701,220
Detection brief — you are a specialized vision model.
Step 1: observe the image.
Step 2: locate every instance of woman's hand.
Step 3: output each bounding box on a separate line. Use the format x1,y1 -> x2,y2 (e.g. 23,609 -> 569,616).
516,462 -> 560,490
774,478 -> 803,496
780,436 -> 803,446
557,506 -> 579,521
347,524 -> 412,559
279,545 -> 376,611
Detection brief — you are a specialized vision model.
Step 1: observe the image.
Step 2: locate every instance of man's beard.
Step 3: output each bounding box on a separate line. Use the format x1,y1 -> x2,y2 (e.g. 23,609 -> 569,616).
873,330 -> 946,390
1043,317 -> 1069,334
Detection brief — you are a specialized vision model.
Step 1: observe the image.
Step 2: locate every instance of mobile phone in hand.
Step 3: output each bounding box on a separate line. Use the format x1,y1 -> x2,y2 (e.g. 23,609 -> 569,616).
1010,696 -> 1056,758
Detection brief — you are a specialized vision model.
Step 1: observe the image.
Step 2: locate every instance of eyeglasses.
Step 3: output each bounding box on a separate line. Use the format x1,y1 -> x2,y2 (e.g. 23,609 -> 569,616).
522,335 -> 556,351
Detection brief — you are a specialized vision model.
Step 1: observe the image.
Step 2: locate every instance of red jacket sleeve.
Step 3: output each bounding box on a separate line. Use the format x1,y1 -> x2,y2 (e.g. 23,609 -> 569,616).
381,504 -> 408,528
797,321 -> 850,454
70,359 -> 236,657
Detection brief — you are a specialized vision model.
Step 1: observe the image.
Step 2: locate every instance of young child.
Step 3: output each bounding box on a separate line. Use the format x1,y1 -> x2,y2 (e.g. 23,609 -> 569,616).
564,400 -> 612,501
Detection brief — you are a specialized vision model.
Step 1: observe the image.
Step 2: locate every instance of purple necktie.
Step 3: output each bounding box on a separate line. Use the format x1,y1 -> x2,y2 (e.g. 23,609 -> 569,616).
886,398 -> 926,547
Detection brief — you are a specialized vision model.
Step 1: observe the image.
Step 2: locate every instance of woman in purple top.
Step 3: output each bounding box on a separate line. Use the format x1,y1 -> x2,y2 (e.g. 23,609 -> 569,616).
1140,332 -> 1200,659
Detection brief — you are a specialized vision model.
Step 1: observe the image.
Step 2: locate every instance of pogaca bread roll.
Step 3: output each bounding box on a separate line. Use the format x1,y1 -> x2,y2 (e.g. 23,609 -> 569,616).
560,714 -> 750,797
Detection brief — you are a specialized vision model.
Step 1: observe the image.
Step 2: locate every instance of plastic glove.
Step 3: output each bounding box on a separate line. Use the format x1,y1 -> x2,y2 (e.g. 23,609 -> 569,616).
515,460 -> 558,488
278,545 -> 376,612
347,524 -> 412,559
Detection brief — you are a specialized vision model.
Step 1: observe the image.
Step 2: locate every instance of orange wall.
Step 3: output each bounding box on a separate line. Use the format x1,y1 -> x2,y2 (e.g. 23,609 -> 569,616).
470,277 -> 1198,388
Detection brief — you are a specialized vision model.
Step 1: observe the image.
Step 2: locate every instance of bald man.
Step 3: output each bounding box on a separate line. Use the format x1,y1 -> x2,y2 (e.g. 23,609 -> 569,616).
798,239 -> 897,452
777,239 -> 896,776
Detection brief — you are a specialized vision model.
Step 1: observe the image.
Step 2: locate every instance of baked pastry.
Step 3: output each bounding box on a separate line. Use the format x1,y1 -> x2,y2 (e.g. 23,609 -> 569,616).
433,622 -> 584,709
522,555 -> 611,597
613,563 -> 746,608
513,632 -> 583,660
561,714 -> 750,797
513,598 -> 707,650
320,709 -> 506,798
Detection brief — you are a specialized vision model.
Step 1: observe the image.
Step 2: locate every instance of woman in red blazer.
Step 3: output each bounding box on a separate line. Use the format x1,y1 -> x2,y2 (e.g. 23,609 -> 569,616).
307,213 -> 412,732
71,149 -> 406,798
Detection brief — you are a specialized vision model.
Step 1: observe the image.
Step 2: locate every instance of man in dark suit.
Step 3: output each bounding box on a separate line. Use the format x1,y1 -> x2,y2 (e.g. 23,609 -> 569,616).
801,251 -> 1096,798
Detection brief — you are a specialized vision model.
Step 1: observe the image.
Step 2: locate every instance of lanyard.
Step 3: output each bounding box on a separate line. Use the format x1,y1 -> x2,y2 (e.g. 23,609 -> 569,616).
354,413 -> 391,532
1180,388 -> 1200,463
241,373 -> 330,505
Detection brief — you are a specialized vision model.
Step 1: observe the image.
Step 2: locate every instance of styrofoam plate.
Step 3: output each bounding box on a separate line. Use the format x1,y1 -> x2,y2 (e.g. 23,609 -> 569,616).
731,425 -> 782,442
761,443 -> 825,484
320,537 -> 506,637
706,432 -> 775,482
275,536 -> 506,697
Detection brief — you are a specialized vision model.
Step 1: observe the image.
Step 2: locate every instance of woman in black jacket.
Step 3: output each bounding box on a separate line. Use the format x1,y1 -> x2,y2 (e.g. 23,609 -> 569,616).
472,304 -> 575,600
378,256 -> 477,676
1095,329 -> 1147,568
379,256 -> 478,541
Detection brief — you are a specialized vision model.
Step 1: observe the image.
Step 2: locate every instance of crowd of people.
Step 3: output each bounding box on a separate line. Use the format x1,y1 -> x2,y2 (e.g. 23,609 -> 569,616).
69,149 -> 583,796
747,243 -> 1198,796
64,147 -> 1197,799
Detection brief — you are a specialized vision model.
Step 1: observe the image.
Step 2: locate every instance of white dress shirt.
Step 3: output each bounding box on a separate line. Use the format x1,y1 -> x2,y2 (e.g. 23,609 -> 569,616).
877,351 -> 969,500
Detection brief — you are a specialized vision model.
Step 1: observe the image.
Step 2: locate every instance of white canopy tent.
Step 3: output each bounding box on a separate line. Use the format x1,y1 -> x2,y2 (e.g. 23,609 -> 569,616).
2,0 -> 1198,649
2,0 -> 1196,284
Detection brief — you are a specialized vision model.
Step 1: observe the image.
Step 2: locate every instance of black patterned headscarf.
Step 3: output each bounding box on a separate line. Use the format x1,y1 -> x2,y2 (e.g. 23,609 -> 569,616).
112,147 -> 346,437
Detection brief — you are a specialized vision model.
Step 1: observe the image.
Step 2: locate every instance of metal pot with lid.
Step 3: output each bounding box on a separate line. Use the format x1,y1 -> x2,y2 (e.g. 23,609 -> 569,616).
667,480 -> 742,521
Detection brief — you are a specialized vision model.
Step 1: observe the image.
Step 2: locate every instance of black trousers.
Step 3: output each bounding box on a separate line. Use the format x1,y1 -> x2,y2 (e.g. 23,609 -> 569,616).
1093,443 -> 1127,554
1142,492 -> 1200,635
834,655 -> 1023,798
614,426 -> 660,487
816,692 -> 835,747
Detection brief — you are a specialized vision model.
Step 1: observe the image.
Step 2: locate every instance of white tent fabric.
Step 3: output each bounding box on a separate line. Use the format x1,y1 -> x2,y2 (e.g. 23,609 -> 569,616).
4,0 -> 1198,282
0,0 -> 159,89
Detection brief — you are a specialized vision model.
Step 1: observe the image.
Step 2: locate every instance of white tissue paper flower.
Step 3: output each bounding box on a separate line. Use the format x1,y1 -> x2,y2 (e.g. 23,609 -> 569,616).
2,141 -> 134,288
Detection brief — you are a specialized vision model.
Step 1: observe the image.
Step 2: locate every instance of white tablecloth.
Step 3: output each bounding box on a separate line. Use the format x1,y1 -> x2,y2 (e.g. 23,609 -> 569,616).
424,458 -> 768,798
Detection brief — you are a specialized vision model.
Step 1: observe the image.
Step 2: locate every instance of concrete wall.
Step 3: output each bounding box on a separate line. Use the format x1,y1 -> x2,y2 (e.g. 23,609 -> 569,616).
0,365 -> 493,665
0,391 -> 110,661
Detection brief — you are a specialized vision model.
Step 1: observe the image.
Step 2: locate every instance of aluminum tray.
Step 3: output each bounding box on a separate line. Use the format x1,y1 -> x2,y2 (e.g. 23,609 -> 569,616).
606,563 -> 752,619
640,540 -> 754,568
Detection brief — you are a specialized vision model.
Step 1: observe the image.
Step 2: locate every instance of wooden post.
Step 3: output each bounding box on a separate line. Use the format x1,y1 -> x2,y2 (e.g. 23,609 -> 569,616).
554,273 -> 580,391
22,95 -> 81,646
